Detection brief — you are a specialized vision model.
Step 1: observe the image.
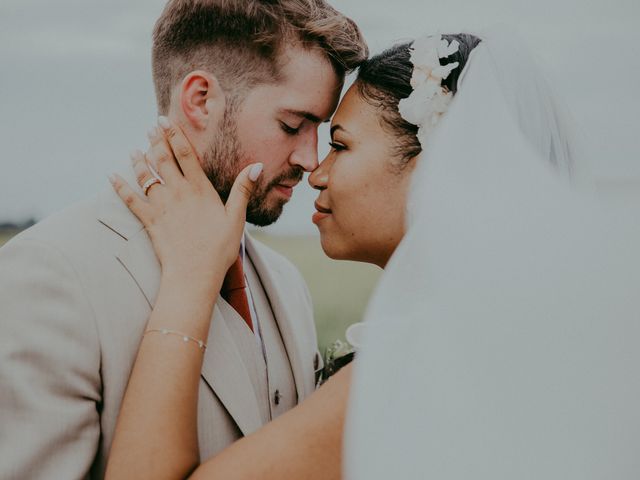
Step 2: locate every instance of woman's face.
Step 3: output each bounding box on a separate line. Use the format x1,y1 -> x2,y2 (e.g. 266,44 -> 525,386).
308,84 -> 416,268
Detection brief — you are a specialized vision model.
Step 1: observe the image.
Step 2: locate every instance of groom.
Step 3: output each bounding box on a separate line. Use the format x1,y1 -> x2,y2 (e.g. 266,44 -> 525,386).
0,1 -> 367,478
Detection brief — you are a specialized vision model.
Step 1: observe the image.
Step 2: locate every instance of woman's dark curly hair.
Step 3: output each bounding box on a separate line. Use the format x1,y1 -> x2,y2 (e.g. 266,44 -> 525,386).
356,33 -> 481,170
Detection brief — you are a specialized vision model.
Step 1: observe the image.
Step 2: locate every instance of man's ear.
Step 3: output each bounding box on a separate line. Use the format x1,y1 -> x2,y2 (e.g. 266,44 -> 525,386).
178,71 -> 226,130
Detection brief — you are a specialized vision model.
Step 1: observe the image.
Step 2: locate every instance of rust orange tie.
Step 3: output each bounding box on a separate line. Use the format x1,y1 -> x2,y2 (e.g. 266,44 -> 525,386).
221,255 -> 254,332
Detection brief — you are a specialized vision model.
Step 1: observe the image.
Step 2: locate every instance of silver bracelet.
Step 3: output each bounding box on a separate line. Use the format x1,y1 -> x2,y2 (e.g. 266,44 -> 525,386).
144,328 -> 207,350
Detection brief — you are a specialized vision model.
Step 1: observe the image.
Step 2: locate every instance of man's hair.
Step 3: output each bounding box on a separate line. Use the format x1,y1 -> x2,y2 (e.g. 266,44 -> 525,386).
152,0 -> 369,114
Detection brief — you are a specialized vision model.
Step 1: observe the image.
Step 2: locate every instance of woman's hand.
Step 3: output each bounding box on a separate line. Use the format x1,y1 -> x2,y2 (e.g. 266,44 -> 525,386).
110,117 -> 263,282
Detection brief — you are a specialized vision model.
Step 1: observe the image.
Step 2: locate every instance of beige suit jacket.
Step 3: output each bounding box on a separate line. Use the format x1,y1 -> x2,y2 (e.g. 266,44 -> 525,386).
0,186 -> 320,479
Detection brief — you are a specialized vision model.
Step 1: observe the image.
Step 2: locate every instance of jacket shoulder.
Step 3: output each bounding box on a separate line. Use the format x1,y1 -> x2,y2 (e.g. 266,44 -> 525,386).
5,194 -> 102,248
3,189 -> 130,260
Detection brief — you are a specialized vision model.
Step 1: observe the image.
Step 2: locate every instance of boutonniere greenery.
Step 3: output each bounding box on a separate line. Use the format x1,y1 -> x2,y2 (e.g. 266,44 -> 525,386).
319,339 -> 355,385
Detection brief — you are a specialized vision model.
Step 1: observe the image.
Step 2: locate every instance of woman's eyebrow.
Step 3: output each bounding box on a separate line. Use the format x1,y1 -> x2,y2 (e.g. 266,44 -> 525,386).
330,125 -> 346,136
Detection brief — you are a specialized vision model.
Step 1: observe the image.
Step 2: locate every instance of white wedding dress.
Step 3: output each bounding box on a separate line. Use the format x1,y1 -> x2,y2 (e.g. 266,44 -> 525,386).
345,30 -> 640,479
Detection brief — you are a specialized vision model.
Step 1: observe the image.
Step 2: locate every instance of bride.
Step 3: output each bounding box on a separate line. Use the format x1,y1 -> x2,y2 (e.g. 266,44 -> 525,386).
346,31 -> 640,480
104,28 -> 611,479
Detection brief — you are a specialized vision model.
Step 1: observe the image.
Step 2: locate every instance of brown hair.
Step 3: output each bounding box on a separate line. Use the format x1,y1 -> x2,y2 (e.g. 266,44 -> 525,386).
152,0 -> 369,114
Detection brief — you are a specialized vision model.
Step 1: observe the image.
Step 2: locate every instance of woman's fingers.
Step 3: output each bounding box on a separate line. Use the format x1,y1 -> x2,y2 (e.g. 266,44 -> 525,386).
109,174 -> 151,225
225,163 -> 263,222
131,150 -> 164,198
147,127 -> 183,185
157,116 -> 208,185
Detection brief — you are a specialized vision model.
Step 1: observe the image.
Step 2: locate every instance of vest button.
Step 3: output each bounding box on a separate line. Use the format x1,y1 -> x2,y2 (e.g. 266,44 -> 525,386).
274,389 -> 282,406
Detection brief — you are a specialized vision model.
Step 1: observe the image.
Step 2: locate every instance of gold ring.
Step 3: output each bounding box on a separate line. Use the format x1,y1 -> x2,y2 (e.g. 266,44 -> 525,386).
142,177 -> 162,196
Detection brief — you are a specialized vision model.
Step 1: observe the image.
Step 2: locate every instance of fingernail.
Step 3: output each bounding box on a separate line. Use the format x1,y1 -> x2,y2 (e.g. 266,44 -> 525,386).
249,163 -> 264,182
158,116 -> 171,130
130,149 -> 143,161
108,174 -> 117,185
147,127 -> 158,141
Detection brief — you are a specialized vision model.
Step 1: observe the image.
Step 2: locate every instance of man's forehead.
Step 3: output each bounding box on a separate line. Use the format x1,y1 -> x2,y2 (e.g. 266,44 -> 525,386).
250,61 -> 342,122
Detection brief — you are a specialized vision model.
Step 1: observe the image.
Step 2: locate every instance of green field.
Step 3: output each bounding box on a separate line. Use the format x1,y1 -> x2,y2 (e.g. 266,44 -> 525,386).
0,233 -> 12,247
0,230 -> 380,352
252,232 -> 381,350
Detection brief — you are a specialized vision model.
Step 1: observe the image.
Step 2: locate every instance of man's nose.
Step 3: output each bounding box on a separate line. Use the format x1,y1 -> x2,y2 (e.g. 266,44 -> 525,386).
289,129 -> 319,172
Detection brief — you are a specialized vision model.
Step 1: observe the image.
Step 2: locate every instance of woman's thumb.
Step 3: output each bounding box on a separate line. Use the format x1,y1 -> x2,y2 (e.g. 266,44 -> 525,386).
226,163 -> 263,220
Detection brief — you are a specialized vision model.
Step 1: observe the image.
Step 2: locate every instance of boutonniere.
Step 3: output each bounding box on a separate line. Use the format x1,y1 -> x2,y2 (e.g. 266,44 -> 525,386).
319,339 -> 355,385
318,323 -> 366,385
318,340 -> 356,386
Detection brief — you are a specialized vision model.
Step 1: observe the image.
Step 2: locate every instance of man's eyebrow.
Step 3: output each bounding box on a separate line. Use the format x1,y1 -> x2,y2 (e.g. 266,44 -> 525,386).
282,109 -> 325,123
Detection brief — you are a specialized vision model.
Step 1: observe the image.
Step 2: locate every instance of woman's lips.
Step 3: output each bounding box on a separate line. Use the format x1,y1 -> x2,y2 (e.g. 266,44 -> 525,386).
312,201 -> 332,225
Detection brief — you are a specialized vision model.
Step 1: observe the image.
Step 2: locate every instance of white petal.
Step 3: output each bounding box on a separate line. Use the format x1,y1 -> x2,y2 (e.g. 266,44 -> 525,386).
433,61 -> 460,81
438,39 -> 460,58
412,49 -> 440,70
414,79 -> 440,100
398,97 -> 424,126
411,35 -> 441,67
417,126 -> 431,148
410,67 -> 430,89
435,93 -> 452,119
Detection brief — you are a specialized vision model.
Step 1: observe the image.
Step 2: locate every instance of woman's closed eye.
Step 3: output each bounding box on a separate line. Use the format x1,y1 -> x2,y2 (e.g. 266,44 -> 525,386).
329,141 -> 346,152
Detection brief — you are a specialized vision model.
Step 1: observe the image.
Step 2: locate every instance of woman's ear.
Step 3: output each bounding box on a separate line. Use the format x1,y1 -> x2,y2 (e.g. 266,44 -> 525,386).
178,71 -> 226,130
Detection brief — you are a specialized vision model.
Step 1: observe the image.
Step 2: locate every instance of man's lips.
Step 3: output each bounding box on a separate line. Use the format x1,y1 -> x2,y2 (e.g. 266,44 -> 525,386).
278,180 -> 299,188
273,181 -> 299,199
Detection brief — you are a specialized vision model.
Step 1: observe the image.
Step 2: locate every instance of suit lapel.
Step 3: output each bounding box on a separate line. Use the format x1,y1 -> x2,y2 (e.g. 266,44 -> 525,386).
114,228 -> 160,308
98,180 -> 160,308
201,304 -> 264,435
98,184 -> 263,435
245,235 -> 312,400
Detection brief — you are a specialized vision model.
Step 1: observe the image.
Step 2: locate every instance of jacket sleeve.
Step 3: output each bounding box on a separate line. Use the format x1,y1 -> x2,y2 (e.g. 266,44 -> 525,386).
0,236 -> 102,479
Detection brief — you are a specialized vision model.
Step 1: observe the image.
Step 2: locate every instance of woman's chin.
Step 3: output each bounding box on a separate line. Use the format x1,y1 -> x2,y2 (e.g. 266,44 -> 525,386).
319,235 -> 362,264
318,234 -> 343,261
319,236 -> 388,268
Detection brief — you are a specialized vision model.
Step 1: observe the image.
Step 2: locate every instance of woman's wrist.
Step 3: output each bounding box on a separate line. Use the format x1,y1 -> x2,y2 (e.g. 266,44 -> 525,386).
145,272 -> 221,337
161,260 -> 227,291
157,267 -> 224,310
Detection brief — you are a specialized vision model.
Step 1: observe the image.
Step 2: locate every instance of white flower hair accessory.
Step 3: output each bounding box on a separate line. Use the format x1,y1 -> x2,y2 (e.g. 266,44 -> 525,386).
398,34 -> 460,146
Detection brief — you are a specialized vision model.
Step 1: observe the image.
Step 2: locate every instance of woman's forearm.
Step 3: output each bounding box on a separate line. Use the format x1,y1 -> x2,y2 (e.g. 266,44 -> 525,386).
190,364 -> 353,480
107,272 -> 352,480
105,268 -> 225,480
106,118 -> 263,479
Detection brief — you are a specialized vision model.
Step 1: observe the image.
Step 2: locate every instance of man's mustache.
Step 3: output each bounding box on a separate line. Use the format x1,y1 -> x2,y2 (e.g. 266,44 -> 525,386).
266,167 -> 305,189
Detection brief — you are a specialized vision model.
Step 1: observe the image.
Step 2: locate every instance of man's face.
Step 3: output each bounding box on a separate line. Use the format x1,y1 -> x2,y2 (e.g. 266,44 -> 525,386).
202,46 -> 343,226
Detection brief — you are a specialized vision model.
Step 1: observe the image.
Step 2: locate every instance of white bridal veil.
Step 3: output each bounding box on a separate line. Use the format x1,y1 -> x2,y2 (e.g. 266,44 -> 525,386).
345,29 -> 640,479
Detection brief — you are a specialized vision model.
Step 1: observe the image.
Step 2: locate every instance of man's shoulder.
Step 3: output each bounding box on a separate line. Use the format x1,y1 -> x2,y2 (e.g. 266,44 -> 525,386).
6,196 -> 95,245
2,188 -> 133,261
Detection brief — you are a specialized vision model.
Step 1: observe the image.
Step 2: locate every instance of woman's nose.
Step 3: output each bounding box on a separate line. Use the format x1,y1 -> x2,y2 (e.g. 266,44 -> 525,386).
308,154 -> 331,190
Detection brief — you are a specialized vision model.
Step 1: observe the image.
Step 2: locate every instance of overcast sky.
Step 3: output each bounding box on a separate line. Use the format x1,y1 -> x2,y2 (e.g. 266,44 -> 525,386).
1,0 -> 638,233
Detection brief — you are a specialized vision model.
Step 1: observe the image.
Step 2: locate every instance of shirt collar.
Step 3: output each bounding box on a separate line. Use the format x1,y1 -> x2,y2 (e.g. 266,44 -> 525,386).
240,230 -> 246,262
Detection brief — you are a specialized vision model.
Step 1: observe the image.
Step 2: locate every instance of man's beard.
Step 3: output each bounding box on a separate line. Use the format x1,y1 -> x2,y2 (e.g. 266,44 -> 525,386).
201,104 -> 304,227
